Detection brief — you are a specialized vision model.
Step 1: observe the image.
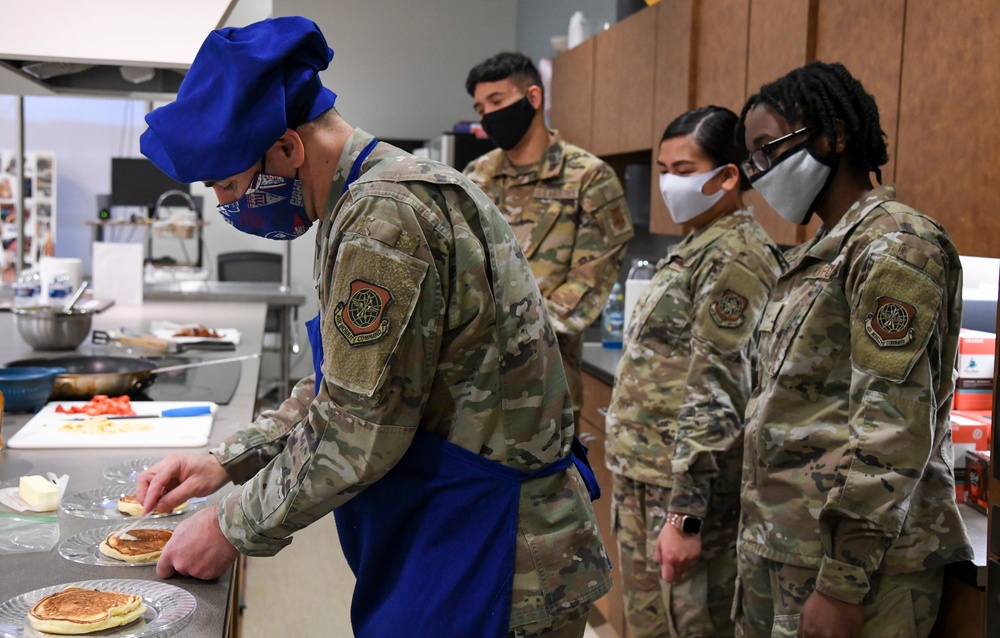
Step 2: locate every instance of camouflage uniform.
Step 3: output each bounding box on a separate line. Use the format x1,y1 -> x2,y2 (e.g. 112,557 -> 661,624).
210,129 -> 612,632
465,130 -> 634,413
736,185 -> 974,636
605,210 -> 784,637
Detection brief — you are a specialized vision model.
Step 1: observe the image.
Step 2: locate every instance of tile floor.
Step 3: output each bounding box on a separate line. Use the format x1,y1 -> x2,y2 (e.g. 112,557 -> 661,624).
240,512 -> 605,637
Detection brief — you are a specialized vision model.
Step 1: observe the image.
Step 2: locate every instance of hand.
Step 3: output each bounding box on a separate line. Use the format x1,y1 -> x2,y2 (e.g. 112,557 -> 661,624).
157,504 -> 240,580
136,453 -> 230,515
653,521 -> 702,583
798,590 -> 864,638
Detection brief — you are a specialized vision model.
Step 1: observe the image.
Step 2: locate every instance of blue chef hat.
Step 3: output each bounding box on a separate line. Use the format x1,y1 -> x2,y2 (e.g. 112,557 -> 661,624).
140,16 -> 337,183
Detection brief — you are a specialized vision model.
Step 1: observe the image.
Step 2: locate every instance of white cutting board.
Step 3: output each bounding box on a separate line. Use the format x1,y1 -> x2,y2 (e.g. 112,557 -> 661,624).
6,401 -> 217,449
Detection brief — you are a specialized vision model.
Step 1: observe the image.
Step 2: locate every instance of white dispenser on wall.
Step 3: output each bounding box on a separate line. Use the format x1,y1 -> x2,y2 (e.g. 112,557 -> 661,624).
624,259 -> 655,334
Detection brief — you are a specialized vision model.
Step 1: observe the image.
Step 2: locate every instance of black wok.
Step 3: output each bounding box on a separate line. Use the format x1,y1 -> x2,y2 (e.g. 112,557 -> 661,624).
5,354 -> 259,400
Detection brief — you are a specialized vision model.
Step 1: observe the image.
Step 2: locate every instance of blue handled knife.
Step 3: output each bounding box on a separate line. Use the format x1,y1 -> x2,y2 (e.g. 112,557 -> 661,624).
67,405 -> 213,420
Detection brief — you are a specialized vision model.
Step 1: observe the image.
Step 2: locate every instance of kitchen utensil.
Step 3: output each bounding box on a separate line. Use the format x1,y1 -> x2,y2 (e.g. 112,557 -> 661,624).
0,366 -> 67,412
11,305 -> 95,350
67,405 -> 213,420
63,280 -> 89,311
115,510 -> 157,540
6,354 -> 258,400
92,329 -> 177,355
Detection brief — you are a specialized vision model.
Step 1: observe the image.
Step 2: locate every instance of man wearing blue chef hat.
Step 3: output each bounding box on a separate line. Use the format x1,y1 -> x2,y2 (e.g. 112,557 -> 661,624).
136,16 -> 610,638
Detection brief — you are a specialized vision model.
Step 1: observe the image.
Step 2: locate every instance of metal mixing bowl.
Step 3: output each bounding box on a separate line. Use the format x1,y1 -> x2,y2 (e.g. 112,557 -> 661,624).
11,306 -> 95,350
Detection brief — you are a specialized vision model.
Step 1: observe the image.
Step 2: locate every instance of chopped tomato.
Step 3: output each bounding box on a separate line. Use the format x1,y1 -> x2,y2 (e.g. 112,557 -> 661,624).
54,395 -> 136,416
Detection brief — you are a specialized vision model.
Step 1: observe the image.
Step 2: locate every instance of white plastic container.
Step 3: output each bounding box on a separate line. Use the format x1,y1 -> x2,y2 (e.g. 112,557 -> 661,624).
624,260 -> 655,334
568,11 -> 590,49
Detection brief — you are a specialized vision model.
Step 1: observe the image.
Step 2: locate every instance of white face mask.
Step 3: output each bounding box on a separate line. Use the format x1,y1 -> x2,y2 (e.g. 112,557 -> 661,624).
751,146 -> 832,225
658,165 -> 727,224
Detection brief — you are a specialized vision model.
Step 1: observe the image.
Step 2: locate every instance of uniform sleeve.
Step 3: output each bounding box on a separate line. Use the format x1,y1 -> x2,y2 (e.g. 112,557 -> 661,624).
218,194 -> 442,556
545,164 -> 633,335
668,256 -> 771,518
814,232 -> 952,604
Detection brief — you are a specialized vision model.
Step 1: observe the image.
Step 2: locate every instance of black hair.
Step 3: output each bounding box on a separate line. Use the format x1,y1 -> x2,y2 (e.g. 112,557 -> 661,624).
466,52 -> 543,98
662,105 -> 750,191
736,61 -> 889,183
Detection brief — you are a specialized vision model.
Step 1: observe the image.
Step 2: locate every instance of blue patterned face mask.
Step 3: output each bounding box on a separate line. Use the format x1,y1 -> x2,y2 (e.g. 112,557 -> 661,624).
217,169 -> 312,240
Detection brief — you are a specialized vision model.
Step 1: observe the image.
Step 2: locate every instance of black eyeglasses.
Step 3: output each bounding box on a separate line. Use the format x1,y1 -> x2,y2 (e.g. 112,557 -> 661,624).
741,127 -> 811,177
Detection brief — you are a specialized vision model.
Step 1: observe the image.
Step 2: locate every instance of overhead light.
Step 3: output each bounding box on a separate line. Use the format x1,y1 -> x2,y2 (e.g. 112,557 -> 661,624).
20,61 -> 95,80
119,66 -> 155,84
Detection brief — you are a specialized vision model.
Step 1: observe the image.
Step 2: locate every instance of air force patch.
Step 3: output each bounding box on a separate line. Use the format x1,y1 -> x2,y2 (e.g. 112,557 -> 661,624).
710,289 -> 748,328
334,279 -> 394,346
865,295 -> 916,348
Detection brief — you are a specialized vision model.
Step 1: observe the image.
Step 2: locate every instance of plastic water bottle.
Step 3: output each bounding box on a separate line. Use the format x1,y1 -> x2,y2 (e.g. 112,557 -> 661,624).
624,259 -> 655,334
48,273 -> 73,304
13,270 -> 41,308
601,281 -> 624,349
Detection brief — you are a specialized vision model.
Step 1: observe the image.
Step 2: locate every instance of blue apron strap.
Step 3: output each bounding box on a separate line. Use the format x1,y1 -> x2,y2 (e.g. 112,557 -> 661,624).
570,436 -> 601,501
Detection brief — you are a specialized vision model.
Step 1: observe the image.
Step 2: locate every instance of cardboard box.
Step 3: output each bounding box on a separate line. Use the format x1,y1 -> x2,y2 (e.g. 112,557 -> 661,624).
954,329 -> 996,411
964,450 -> 990,514
951,410 -> 991,453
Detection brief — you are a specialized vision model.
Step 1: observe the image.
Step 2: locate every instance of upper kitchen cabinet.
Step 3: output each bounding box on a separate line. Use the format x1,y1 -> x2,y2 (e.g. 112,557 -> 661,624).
590,7 -> 657,157
894,0 -> 1000,258
551,38 -> 596,150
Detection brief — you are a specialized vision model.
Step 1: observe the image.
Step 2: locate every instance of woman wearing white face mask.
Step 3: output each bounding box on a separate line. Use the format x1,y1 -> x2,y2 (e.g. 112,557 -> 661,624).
604,106 -> 784,638
733,62 -> 973,638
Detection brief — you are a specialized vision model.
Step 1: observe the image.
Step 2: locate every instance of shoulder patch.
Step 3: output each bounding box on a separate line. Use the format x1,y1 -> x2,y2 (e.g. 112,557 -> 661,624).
322,235 -> 428,397
694,261 -> 769,356
851,255 -> 942,382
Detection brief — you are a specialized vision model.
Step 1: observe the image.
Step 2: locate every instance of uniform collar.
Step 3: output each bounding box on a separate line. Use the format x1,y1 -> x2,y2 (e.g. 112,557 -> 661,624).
669,208 -> 755,260
493,129 -> 565,180
800,184 -> 897,263
328,128 -> 376,206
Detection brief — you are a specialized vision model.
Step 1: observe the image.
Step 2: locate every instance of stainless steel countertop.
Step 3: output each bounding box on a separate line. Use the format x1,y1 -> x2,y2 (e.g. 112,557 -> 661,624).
144,281 -> 306,306
580,340 -> 988,584
0,301 -> 267,636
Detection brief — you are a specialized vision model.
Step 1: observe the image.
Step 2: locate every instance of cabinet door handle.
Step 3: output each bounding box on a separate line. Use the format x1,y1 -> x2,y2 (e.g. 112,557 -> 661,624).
597,407 -> 608,417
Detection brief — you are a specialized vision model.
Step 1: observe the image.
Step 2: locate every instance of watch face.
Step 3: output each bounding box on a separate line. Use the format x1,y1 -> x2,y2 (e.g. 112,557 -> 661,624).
681,516 -> 702,535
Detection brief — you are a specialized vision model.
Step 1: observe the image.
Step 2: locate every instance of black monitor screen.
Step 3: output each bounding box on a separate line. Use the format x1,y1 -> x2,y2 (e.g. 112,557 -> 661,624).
111,158 -> 189,208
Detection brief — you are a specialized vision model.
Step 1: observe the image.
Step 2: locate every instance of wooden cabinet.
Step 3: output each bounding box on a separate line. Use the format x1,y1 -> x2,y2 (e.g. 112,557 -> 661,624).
579,371 -> 626,638
591,9 -> 657,157
894,0 -> 1000,258
551,38 -> 596,150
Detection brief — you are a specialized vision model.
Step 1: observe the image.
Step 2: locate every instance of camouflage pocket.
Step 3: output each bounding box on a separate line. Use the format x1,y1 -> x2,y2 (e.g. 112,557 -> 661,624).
322,235 -> 428,397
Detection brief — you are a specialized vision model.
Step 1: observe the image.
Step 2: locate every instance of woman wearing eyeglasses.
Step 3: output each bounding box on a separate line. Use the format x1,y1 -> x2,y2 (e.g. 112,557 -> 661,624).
604,106 -> 784,638
734,61 -> 973,638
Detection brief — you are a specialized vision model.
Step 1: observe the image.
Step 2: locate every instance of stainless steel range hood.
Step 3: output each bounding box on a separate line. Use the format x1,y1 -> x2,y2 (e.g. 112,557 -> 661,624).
0,0 -> 268,99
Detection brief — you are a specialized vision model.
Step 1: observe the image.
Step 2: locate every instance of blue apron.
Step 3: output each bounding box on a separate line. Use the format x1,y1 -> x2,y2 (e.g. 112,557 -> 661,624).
305,140 -> 600,637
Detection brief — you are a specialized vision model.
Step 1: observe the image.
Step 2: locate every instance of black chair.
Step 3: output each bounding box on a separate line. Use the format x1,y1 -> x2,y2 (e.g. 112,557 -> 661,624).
217,251 -> 284,333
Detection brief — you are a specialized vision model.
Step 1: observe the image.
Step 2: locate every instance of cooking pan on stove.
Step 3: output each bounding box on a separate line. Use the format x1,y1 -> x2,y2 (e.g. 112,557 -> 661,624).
5,354 -> 259,400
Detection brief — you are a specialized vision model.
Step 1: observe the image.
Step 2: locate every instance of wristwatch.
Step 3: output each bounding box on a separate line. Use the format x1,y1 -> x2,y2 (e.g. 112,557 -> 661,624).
666,512 -> 703,535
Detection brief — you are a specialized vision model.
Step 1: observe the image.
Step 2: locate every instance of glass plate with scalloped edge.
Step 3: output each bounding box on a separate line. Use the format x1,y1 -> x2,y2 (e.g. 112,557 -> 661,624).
60,486 -> 206,520
0,578 -> 195,638
58,521 -> 177,568
102,458 -> 163,485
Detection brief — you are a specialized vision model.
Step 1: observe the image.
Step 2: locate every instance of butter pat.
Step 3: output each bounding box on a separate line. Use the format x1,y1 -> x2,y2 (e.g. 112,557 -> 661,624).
19,475 -> 59,511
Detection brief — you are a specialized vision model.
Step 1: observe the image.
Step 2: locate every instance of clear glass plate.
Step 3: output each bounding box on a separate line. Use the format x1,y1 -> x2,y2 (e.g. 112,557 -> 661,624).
0,578 -> 195,638
101,458 -> 163,485
59,522 -> 177,567
60,486 -> 205,520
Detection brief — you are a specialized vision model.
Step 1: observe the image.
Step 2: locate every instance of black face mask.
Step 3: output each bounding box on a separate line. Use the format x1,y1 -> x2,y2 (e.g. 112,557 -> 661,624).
480,96 -> 537,151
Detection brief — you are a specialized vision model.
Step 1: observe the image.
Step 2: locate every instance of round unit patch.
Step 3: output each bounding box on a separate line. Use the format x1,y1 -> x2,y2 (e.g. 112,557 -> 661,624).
334,279 -> 394,346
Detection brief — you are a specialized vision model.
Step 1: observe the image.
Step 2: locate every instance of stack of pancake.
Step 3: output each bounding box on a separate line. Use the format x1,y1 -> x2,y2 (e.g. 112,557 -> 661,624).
28,586 -> 145,634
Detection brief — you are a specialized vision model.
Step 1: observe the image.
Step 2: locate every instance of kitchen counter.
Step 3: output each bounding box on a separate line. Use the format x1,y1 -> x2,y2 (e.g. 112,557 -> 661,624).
579,341 -> 989,586
144,281 -> 306,398
0,300 -> 267,637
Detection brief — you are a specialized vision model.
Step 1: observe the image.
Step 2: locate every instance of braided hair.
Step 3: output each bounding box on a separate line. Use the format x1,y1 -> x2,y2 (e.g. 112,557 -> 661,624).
736,61 -> 889,183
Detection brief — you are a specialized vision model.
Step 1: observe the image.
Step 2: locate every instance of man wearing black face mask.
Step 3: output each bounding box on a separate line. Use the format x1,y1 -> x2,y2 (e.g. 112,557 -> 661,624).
464,52 -> 634,422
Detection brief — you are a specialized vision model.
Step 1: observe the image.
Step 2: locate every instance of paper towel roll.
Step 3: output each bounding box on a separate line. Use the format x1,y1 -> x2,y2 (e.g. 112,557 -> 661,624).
38,257 -> 82,299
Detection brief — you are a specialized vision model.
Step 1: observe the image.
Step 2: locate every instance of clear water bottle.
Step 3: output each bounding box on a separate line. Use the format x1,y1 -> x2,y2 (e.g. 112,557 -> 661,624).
47,273 -> 73,304
601,281 -> 624,349
13,270 -> 41,308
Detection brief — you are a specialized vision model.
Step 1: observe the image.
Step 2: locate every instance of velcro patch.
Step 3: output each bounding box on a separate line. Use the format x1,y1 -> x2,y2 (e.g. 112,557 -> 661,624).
598,202 -> 633,242
851,255 -> 942,382
323,235 -> 428,397
694,261 -> 769,356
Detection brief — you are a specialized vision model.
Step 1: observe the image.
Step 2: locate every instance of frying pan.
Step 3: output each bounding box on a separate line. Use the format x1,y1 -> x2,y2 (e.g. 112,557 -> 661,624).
5,354 -> 259,400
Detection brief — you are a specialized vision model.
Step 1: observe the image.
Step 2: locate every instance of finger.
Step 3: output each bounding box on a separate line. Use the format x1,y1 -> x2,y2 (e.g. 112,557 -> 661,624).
661,561 -> 674,582
654,544 -> 662,564
156,550 -> 177,579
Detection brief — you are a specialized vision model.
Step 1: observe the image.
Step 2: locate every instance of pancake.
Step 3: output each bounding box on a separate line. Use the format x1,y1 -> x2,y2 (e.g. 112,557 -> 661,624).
28,586 -> 145,634
117,493 -> 188,516
99,528 -> 173,563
